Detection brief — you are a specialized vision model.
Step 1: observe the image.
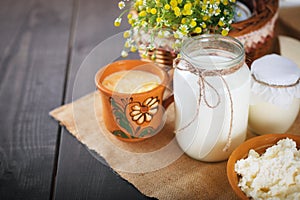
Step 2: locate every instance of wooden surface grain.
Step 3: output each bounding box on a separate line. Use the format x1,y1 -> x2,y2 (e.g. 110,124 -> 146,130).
0,0 -> 73,199
53,0 -> 149,199
0,0 -> 147,199
1,0 -> 299,199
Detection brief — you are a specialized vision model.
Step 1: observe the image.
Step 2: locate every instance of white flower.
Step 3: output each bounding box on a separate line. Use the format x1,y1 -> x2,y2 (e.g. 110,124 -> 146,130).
138,43 -> 147,50
114,17 -> 122,27
121,50 -> 128,57
118,1 -> 125,9
174,30 -> 183,39
179,24 -> 189,35
158,30 -> 171,38
130,97 -> 159,125
148,44 -> 155,50
123,30 -> 131,38
158,30 -> 165,38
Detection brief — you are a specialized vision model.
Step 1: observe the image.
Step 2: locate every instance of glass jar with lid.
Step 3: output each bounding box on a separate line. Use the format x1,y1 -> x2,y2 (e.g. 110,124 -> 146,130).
173,34 -> 251,162
248,54 -> 300,135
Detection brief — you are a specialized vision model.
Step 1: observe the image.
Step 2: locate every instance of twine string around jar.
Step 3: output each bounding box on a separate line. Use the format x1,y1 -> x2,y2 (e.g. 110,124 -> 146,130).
173,57 -> 244,152
252,74 -> 300,88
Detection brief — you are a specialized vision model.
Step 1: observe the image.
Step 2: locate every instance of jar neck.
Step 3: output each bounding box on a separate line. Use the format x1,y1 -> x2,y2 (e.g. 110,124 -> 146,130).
180,34 -> 245,71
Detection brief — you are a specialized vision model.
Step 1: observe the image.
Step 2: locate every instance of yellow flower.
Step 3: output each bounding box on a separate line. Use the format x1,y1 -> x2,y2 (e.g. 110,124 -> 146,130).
174,31 -> 181,39
170,0 -> 177,8
237,11 -> 242,17
127,13 -> 132,19
182,9 -> 192,16
222,0 -> 228,5
193,0 -> 200,5
164,4 -> 171,10
130,97 -> 159,125
114,18 -> 122,27
128,18 -> 135,25
190,20 -> 197,28
218,20 -> 225,26
180,25 -> 188,32
223,9 -> 229,15
130,45 -> 137,52
141,52 -> 147,59
221,28 -> 229,36
141,20 -> 147,27
174,7 -> 181,17
115,0 -> 236,58
139,11 -> 147,17
150,8 -> 157,15
194,27 -> 202,34
124,40 -> 130,48
184,2 -> 192,10
156,0 -> 163,7
123,31 -> 130,38
202,15 -> 209,21
182,2 -> 193,15
151,54 -> 156,60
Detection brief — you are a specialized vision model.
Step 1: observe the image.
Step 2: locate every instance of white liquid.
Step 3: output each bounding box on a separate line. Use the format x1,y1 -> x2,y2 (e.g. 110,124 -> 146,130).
174,56 -> 250,162
248,99 -> 300,134
102,70 -> 161,93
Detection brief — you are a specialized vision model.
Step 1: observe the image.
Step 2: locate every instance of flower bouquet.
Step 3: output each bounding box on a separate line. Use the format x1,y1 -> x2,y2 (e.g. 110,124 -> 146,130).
114,0 -> 278,66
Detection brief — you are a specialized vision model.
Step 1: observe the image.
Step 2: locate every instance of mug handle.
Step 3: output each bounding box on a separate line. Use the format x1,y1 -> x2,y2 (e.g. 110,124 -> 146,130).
162,67 -> 174,109
163,92 -> 174,109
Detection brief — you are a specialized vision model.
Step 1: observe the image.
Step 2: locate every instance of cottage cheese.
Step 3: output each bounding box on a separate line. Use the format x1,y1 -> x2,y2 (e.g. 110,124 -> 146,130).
235,138 -> 300,199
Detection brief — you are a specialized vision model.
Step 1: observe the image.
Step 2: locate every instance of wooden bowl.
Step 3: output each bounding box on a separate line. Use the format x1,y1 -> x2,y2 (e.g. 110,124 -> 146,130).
227,133 -> 300,199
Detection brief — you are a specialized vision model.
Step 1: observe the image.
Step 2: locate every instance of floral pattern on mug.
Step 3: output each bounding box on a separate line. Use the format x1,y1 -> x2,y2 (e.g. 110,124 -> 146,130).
130,97 -> 159,125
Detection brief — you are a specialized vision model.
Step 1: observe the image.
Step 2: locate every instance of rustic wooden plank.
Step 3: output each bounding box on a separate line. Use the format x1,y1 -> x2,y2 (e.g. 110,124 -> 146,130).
0,0 -> 73,199
55,133 -> 153,199
54,0 -> 151,199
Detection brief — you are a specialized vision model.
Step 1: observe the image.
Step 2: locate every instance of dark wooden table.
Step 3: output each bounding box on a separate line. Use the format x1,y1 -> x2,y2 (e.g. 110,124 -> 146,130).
0,0 -> 152,199
1,1 -> 299,199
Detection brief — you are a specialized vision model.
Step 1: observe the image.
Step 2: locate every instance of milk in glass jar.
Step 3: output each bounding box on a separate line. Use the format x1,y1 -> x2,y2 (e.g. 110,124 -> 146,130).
173,34 -> 251,162
248,54 -> 300,135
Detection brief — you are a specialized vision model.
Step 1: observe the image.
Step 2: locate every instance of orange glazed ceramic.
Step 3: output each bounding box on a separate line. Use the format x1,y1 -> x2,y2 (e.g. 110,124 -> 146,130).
95,60 -> 173,142
227,134 -> 300,199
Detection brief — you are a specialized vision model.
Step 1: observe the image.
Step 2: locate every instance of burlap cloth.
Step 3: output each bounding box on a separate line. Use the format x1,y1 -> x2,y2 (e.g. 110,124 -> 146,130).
50,88 -> 300,199
50,35 -> 300,200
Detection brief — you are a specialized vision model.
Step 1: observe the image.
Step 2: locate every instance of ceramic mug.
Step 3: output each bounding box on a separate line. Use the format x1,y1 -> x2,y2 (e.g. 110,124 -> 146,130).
95,60 -> 173,142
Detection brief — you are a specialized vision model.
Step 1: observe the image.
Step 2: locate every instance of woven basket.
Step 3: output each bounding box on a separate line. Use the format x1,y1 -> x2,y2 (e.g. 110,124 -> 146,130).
139,0 -> 279,67
230,0 -> 279,65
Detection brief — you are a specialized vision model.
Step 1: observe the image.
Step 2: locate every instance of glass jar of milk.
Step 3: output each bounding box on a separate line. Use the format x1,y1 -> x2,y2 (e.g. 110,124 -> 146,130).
173,34 -> 251,162
248,54 -> 300,135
